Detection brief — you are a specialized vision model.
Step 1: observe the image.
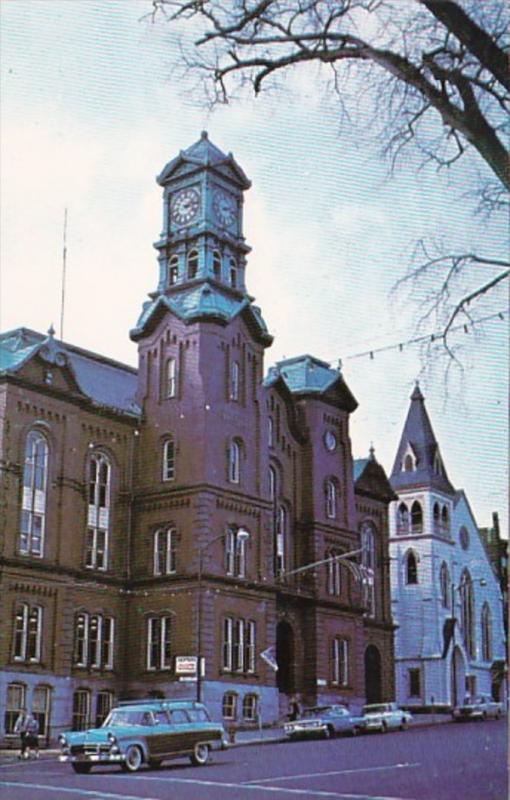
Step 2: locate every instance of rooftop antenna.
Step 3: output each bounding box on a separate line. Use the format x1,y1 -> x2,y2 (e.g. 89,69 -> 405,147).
59,208 -> 68,341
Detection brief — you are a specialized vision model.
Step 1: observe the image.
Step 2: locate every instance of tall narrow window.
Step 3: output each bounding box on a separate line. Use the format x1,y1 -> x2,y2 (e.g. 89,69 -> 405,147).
95,691 -> 114,727
32,685 -> 50,739
165,358 -> 176,398
20,430 -> 48,556
147,615 -> 172,670
163,438 -> 175,481
13,603 -> 42,663
397,503 -> 409,535
410,501 -> 423,534
460,571 -> 475,657
406,551 -> 418,585
245,621 -> 256,673
168,254 -> 179,286
86,453 -> 111,570
326,550 -> 341,596
481,603 -> 492,662
230,360 -> 240,401
72,690 -> 90,731
275,505 -> 286,576
409,668 -> 421,697
361,522 -> 376,617
225,528 -> 248,577
441,505 -> 450,532
154,527 -> 177,575
5,683 -> 26,735
222,617 -> 233,671
325,479 -> 337,519
404,454 -> 414,472
229,258 -> 237,288
187,249 -> 199,279
212,250 -> 222,279
228,439 -> 241,484
268,417 -> 274,447
268,466 -> 277,501
222,692 -> 237,720
233,619 -> 245,672
73,612 -> 114,670
243,694 -> 258,721
440,562 -> 450,608
332,638 -> 348,686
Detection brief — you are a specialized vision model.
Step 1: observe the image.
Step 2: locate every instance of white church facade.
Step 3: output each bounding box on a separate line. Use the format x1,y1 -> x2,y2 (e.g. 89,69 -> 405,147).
388,384 -> 506,710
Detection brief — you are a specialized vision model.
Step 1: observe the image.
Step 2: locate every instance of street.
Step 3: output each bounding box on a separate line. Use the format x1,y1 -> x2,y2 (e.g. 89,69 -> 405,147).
0,719 -> 506,800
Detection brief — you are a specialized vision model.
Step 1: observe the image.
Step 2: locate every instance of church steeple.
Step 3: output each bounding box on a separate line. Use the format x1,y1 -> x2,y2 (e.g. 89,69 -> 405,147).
153,131 -> 251,296
390,382 -> 454,495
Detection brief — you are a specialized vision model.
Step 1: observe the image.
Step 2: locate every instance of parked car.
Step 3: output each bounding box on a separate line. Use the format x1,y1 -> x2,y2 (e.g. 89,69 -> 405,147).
362,702 -> 413,733
284,705 -> 367,740
58,699 -> 226,773
452,695 -> 502,722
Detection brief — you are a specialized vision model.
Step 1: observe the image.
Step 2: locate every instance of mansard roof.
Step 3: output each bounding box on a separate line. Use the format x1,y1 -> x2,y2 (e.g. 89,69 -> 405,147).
390,382 -> 454,495
157,131 -> 251,189
354,449 -> 397,503
265,354 -> 357,412
0,327 -> 140,418
130,282 -> 273,346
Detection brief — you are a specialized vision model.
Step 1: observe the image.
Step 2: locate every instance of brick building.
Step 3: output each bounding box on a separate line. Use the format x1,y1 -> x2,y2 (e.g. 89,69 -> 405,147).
0,133 -> 395,743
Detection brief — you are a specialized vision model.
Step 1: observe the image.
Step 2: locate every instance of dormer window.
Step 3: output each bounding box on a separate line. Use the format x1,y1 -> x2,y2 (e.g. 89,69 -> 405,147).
213,250 -> 222,279
187,249 -> 199,279
168,255 -> 179,286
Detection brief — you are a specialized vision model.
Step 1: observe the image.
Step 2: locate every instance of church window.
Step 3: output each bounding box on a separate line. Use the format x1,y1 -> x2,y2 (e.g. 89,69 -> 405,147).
153,527 -> 177,575
409,668 -> 421,697
459,526 -> 469,550
163,437 -> 175,481
228,439 -> 241,484
406,551 -> 418,584
187,249 -> 199,279
441,505 -> 450,532
165,358 -> 176,398
326,549 -> 342,596
404,454 -> 414,472
331,638 -> 349,686
410,501 -> 423,533
433,502 -> 440,530
13,603 -> 42,662
397,503 -> 409,535
325,478 -> 337,519
147,615 -> 172,670
213,250 -> 222,279
229,258 -> 237,288
361,521 -> 376,617
459,570 -> 475,658
168,255 -> 179,285
20,430 -> 49,557
481,603 -> 492,662
440,562 -> 450,608
230,360 -> 240,401
86,453 -> 111,570
268,416 -> 274,447
72,689 -> 91,731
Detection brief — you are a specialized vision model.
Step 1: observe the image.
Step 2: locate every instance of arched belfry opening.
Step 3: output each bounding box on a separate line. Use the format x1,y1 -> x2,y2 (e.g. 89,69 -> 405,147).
276,620 -> 295,695
365,645 -> 383,704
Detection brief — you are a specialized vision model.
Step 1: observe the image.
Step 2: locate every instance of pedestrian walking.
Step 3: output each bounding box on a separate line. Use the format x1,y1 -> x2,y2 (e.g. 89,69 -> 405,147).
288,695 -> 301,722
13,708 -> 32,759
25,714 -> 40,759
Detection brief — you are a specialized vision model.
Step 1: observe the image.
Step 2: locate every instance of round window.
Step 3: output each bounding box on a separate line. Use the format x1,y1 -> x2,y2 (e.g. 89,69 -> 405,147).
459,526 -> 469,550
324,430 -> 337,452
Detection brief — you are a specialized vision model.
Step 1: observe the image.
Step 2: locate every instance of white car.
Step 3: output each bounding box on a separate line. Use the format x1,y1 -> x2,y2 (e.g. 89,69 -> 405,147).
452,695 -> 502,722
362,702 -> 413,733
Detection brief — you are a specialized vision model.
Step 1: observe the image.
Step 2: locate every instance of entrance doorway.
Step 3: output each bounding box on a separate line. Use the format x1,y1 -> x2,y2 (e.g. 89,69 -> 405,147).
364,645 -> 382,704
451,646 -> 466,706
276,621 -> 295,694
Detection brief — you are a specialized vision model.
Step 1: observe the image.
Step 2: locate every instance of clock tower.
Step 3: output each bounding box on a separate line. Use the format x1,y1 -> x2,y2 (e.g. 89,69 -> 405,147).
153,130 -> 251,294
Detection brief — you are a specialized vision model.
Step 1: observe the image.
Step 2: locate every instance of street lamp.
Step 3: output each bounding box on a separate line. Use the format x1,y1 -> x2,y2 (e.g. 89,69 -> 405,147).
196,528 -> 250,703
276,546 -> 366,584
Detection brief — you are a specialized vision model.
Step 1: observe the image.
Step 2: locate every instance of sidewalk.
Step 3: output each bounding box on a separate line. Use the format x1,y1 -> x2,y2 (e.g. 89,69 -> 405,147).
0,714 -> 454,762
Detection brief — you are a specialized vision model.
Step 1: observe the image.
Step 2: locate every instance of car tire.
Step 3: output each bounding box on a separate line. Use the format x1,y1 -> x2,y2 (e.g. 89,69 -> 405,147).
323,726 -> 334,739
400,719 -> 408,731
72,763 -> 91,775
148,758 -> 163,769
190,742 -> 210,766
351,726 -> 360,737
122,745 -> 143,773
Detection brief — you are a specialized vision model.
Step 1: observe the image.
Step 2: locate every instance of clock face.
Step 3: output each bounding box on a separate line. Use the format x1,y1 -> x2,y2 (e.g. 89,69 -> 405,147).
213,189 -> 237,227
170,187 -> 201,226
324,430 -> 337,452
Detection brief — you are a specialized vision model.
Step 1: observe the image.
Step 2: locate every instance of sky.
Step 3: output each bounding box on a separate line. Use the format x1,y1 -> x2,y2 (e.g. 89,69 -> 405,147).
1,0 -> 508,537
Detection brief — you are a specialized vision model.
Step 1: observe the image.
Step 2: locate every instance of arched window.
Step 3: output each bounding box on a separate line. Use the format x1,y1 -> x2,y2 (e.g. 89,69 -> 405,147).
168,254 -> 179,285
411,501 -> 423,533
20,430 -> 49,557
361,522 -> 376,616
228,439 -> 241,484
406,551 -> 418,585
433,502 -> 441,531
163,438 -> 175,481
404,454 -> 414,472
187,249 -> 199,279
459,570 -> 475,658
268,465 -> 277,502
268,417 -> 274,447
165,358 -> 176,398
440,562 -> 450,608
229,257 -> 237,288
212,250 -> 222,279
441,505 -> 449,531
275,505 -> 287,576
481,603 -> 492,662
225,527 -> 248,577
325,478 -> 337,519
397,503 -> 409,535
230,360 -> 240,401
86,452 -> 111,570
154,527 -> 176,575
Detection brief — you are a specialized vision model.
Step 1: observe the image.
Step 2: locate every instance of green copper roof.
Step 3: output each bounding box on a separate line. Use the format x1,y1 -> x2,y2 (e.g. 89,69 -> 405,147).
157,131 -> 251,189
272,355 -> 339,394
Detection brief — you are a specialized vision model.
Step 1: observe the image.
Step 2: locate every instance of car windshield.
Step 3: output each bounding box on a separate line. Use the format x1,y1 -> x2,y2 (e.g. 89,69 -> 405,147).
103,710 -> 153,727
301,707 -> 330,718
187,708 -> 211,722
363,705 -> 388,714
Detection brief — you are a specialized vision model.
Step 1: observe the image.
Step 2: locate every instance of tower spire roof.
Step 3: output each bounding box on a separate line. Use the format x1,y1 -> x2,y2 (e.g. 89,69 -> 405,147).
390,382 -> 454,494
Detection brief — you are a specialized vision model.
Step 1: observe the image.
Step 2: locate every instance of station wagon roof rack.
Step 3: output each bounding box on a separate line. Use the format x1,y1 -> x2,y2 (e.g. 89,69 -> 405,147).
117,698 -> 201,707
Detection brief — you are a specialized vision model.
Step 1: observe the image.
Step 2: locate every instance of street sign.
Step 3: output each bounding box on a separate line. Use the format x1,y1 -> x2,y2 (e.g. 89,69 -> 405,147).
175,656 -> 198,675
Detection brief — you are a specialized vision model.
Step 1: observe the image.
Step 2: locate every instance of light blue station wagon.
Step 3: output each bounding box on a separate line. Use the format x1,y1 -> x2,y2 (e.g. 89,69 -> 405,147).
58,699 -> 226,773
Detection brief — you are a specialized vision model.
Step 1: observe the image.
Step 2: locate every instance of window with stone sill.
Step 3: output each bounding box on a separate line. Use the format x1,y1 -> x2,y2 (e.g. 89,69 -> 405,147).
222,617 -> 255,674
95,690 -> 114,728
13,603 -> 42,663
165,357 -> 177,398
222,692 -> 238,720
331,637 -> 349,687
168,255 -> 179,286
230,360 -> 240,401
86,452 -> 111,571
147,615 -> 172,671
406,551 -> 418,585
409,668 -> 421,697
228,439 -> 242,484
187,249 -> 199,279
72,689 -> 91,731
154,527 -> 177,576
225,527 -> 248,578
325,478 -> 338,520
243,694 -> 258,722
162,437 -> 175,482
32,684 -> 51,738
4,683 -> 26,735
212,250 -> 222,279
73,612 -> 114,670
20,429 -> 49,557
